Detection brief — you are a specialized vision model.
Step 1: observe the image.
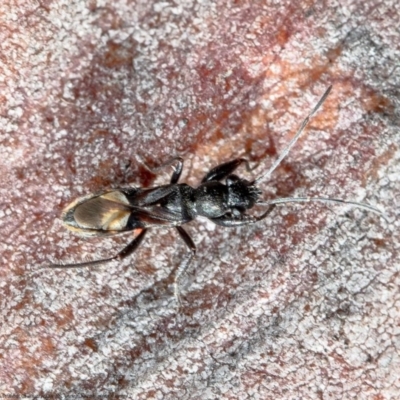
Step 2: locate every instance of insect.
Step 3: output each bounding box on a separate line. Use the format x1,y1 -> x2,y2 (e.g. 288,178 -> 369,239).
50,86 -> 386,302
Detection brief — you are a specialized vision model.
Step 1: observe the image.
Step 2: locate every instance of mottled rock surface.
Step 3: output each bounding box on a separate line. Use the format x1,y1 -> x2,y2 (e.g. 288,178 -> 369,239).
0,0 -> 399,398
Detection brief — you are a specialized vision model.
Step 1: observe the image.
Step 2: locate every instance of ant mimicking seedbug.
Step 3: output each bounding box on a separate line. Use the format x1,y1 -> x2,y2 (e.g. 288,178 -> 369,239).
49,86 -> 386,303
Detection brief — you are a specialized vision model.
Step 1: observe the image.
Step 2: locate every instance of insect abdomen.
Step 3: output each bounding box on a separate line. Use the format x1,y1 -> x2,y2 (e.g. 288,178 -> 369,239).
62,190 -> 133,235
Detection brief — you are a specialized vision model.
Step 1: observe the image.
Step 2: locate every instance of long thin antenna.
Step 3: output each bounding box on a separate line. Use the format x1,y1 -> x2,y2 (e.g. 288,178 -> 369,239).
254,85 -> 332,184
258,196 -> 388,222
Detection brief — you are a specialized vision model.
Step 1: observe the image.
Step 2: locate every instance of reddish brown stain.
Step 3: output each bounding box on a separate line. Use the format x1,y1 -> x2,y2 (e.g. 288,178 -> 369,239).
185,283 -> 221,311
89,129 -> 110,143
129,344 -> 145,361
20,377 -> 35,396
42,336 -> 56,354
117,375 -> 128,388
98,285 -> 113,299
15,166 -> 25,180
276,27 -> 290,47
326,45 -> 343,64
307,64 -> 331,88
283,212 -> 300,228
83,337 -> 99,352
135,163 -> 157,187
136,260 -> 157,276
362,90 -> 394,115
37,0 -> 52,13
56,305 -> 74,328
13,290 -> 32,311
103,41 -> 135,69
365,144 -> 396,183
87,174 -> 114,189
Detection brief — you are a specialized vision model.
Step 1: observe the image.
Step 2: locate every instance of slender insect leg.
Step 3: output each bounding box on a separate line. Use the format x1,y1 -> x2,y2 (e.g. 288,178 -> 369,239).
167,157 -> 184,184
201,158 -> 251,183
174,226 -> 196,304
253,205 -> 277,223
49,229 -> 148,268
117,228 -> 148,259
139,156 -> 184,184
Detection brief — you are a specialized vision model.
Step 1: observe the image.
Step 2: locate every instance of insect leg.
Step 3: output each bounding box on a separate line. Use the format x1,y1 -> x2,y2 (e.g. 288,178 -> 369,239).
201,158 -> 252,183
174,226 -> 196,304
168,157 -> 183,184
48,229 -> 147,268
141,156 -> 184,184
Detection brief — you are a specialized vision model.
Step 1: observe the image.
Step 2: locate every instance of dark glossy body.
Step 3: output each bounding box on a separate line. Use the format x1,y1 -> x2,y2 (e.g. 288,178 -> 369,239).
123,158 -> 263,228
54,158 -> 273,282
51,86 -> 384,302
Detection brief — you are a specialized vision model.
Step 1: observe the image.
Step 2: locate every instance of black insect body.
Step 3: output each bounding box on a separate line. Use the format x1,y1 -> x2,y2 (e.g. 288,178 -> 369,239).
53,158 -> 271,300
50,86 -> 385,302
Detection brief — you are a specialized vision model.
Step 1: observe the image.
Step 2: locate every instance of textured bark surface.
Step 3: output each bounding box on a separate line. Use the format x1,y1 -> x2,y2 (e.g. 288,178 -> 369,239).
0,0 -> 399,398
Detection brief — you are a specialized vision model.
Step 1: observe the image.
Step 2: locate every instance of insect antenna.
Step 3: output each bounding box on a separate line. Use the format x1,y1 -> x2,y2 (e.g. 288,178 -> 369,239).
257,197 -> 388,222
254,85 -> 332,185
253,85 -> 387,221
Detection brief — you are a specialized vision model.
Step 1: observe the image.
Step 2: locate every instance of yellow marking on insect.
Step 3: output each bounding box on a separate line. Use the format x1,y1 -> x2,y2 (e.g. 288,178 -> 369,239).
61,190 -> 132,234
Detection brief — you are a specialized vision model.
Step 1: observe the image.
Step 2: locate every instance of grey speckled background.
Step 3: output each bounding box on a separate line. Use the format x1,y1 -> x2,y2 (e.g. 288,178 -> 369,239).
0,0 -> 399,398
